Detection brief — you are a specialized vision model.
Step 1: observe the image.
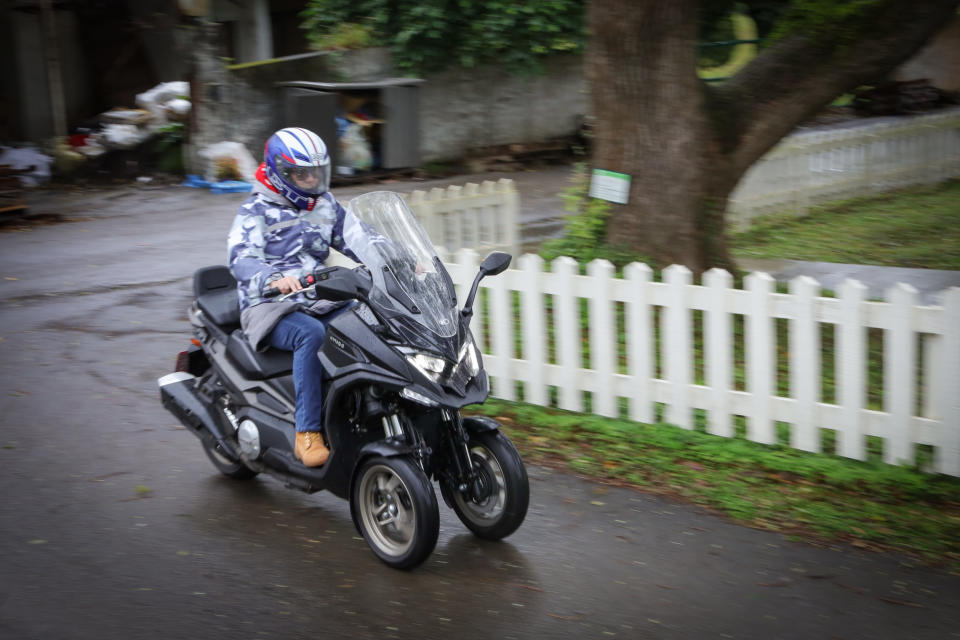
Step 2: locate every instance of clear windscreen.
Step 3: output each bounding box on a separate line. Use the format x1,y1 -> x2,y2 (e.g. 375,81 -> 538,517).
343,191 -> 458,337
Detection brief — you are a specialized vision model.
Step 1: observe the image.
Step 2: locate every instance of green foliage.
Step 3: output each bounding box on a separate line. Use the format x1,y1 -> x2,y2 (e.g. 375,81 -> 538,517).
769,0 -> 887,45
731,179 -> 960,270
539,164 -> 658,269
300,0 -> 585,73
308,21 -> 376,50
153,123 -> 185,174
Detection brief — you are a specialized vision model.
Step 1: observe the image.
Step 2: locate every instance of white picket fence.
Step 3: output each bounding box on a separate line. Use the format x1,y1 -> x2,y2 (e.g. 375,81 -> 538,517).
442,251 -> 960,477
729,107 -> 960,228
404,179 -> 520,256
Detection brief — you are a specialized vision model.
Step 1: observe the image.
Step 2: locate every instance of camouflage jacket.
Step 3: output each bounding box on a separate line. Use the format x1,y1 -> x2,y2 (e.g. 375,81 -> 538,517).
227,184 -> 362,348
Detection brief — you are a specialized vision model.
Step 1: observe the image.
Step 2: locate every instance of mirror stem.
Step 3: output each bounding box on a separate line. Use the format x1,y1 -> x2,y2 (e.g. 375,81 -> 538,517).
461,272 -> 485,319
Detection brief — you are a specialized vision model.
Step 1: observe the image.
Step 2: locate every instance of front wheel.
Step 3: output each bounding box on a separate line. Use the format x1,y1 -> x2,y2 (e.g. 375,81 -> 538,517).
450,430 -> 529,540
352,456 -> 439,570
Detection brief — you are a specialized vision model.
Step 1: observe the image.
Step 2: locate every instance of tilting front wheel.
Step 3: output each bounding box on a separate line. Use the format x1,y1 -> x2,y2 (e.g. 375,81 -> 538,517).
450,430 -> 529,540
352,456 -> 439,570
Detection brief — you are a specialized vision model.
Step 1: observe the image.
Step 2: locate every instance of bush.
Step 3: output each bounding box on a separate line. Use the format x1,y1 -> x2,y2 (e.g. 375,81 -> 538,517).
538,164 -> 658,270
300,0 -> 585,73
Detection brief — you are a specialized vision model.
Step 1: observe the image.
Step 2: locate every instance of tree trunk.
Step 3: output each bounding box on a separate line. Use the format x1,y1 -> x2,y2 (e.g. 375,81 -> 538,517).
588,0 -> 733,272
587,0 -> 960,272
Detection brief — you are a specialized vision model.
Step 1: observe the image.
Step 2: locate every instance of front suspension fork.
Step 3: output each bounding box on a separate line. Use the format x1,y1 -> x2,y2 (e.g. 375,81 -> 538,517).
444,410 -> 491,502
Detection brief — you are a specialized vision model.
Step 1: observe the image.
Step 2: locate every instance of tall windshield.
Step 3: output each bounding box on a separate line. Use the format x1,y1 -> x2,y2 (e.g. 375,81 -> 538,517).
343,191 -> 458,337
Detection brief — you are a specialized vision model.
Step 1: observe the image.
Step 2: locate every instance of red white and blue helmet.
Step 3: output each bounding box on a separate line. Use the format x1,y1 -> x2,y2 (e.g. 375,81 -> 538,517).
263,127 -> 331,210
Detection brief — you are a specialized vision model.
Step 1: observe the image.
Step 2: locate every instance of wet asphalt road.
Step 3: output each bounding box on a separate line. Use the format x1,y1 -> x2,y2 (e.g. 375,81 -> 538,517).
0,183 -> 958,640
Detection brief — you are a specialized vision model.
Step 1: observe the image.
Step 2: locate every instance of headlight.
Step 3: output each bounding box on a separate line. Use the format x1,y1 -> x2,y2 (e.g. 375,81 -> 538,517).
404,335 -> 480,385
459,335 -> 480,377
406,353 -> 447,382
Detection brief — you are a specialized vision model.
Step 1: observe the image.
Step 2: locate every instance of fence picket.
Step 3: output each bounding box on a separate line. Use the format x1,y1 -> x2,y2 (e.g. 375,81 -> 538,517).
664,265 -> 693,429
790,276 -> 821,452
488,258 -> 515,401
885,283 -> 918,466
520,254 -> 547,405
553,257 -> 582,412
936,288 -> 960,476
746,272 -> 776,444
705,268 -> 733,437
837,279 -> 867,460
588,259 -> 617,417
626,263 -> 654,423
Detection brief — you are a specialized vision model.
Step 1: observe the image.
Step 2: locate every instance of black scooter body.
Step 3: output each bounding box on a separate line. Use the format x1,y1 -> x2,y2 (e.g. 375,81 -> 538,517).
159,264 -> 494,498
160,235 -> 526,569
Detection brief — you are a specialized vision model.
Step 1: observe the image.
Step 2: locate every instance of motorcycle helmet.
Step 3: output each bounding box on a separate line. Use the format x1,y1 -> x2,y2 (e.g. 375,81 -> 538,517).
263,127 -> 331,210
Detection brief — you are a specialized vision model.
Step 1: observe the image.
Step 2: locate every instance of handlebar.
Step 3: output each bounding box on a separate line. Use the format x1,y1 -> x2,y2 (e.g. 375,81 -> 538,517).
262,266 -> 370,302
263,272 -> 317,299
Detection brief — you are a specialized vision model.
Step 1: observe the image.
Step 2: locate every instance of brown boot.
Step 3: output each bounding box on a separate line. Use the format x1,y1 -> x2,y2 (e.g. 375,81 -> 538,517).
295,431 -> 330,467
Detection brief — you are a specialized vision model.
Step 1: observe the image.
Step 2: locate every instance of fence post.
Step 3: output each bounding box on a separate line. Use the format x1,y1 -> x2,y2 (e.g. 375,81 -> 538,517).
626,262 -> 654,424
445,185 -> 463,252
553,257 -> 582,412
664,265 -> 693,429
837,279 -> 867,460
790,276 -> 821,452
884,283 -> 918,466
746,271 -> 776,444
488,254 -> 515,401
704,268 -> 733,437
520,254 -> 547,406
588,259 -> 617,418
935,288 -> 960,476
463,183 -> 480,249
498,178 -> 520,257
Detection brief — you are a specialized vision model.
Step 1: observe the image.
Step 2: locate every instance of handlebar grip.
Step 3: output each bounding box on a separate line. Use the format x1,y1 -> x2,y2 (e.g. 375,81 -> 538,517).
264,273 -> 316,299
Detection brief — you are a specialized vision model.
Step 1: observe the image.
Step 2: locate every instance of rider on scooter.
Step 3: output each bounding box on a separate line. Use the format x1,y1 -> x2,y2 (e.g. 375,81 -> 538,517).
228,127 -> 364,467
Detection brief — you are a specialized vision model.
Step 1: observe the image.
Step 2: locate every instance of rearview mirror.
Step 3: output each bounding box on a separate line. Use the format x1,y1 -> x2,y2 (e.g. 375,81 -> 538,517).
462,251 -> 513,320
480,251 -> 512,276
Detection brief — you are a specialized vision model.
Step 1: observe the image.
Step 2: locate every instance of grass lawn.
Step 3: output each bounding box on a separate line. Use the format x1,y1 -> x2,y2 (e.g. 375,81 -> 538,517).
730,179 -> 960,270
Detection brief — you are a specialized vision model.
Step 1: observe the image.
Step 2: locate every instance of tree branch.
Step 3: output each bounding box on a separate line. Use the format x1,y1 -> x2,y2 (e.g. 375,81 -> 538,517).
713,0 -> 960,174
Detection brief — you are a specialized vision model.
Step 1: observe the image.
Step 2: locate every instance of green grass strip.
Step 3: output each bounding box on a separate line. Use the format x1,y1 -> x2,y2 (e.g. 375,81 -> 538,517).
466,398 -> 960,573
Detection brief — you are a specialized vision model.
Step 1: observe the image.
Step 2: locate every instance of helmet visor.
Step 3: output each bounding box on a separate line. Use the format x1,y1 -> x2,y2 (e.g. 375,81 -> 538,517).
276,157 -> 330,195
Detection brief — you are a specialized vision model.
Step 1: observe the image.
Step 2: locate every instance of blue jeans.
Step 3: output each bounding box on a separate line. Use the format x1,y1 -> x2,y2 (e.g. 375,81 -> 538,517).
266,308 -> 351,433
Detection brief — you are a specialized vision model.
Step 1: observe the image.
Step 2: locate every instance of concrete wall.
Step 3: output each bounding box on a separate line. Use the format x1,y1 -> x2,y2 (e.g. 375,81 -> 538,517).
198,47 -> 587,169
893,17 -> 960,91
416,55 -> 587,162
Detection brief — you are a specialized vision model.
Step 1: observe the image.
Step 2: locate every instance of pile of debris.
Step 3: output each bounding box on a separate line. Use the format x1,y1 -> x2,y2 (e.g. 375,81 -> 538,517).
66,81 -> 191,162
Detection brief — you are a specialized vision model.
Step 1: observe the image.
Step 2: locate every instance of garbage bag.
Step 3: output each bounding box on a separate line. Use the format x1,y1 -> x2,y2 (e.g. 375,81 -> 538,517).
197,141 -> 257,183
339,123 -> 373,172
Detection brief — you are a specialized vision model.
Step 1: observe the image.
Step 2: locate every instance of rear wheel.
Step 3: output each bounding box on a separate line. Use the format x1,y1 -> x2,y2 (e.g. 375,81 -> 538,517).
352,456 -> 439,570
202,438 -> 258,480
450,430 -> 529,540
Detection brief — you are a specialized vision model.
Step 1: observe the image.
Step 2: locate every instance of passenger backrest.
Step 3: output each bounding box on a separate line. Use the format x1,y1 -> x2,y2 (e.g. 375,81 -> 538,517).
194,265 -> 241,329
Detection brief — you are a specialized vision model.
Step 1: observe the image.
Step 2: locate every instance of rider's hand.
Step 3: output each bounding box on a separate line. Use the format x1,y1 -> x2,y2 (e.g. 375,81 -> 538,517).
269,276 -> 303,295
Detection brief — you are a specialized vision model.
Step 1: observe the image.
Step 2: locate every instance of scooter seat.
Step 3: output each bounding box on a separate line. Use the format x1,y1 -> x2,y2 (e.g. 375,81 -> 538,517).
194,265 -> 241,330
226,329 -> 293,380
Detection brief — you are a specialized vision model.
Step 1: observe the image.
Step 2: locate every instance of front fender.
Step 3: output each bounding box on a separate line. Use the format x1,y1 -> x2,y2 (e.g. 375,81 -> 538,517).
462,415 -> 501,434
